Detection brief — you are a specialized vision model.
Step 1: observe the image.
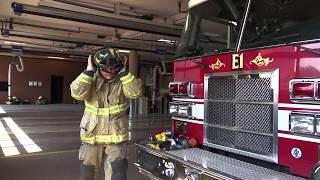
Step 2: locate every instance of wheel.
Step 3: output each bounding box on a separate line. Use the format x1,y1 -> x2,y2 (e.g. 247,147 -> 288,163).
312,164 -> 320,180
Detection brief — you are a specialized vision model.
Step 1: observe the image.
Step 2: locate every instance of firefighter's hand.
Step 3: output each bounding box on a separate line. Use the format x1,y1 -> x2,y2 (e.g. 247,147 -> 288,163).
117,64 -> 129,78
86,55 -> 96,72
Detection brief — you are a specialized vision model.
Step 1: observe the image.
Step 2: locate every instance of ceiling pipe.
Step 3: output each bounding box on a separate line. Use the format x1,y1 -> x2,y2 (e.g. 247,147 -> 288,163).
52,0 -> 141,17
12,21 -> 80,33
0,45 -> 91,57
0,52 -> 86,62
12,2 -> 182,37
10,21 -> 174,44
0,52 -> 162,65
8,30 -> 175,54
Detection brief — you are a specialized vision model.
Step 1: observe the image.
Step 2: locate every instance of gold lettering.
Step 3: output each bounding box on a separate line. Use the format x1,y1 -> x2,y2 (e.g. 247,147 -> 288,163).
232,53 -> 243,70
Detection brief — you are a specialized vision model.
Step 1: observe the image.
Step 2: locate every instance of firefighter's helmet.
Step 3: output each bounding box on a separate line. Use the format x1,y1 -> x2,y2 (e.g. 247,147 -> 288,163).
93,48 -> 122,68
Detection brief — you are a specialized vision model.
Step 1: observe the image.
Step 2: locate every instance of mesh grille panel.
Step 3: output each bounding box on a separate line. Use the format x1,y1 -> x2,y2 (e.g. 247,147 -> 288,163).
205,72 -> 276,160
206,126 -> 235,147
206,126 -> 273,155
206,102 -> 235,126
207,77 -> 273,101
235,132 -> 273,155
235,104 -> 273,133
235,78 -> 272,101
206,102 -> 273,133
208,79 -> 235,99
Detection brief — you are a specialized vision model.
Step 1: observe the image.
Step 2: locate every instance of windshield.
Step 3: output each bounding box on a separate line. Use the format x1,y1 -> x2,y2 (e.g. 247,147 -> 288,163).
175,0 -> 247,58
241,0 -> 320,49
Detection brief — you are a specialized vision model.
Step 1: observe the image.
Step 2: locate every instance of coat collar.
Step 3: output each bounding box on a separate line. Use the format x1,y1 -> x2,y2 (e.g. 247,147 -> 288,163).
94,71 -> 120,91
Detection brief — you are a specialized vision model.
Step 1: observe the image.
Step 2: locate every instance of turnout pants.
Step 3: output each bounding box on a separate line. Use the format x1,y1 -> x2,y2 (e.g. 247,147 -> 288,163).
79,142 -> 128,180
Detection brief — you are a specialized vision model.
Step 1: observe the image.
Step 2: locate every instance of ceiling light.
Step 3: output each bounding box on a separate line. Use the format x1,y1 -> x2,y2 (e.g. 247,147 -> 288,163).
158,39 -> 178,44
47,56 -> 66,60
188,0 -> 208,8
54,48 -> 68,52
118,50 -> 131,53
4,41 -> 26,45
158,39 -> 172,43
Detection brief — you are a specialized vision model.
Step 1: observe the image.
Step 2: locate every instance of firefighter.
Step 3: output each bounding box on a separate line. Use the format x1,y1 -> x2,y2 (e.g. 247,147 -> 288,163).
70,48 -> 142,180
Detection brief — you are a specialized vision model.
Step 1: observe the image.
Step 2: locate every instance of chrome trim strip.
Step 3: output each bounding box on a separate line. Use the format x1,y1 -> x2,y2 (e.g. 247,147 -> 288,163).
279,103 -> 320,110
135,166 -> 162,180
172,117 -> 204,125
206,99 -> 273,105
272,69 -> 279,164
278,133 -> 320,144
172,98 -> 205,103
204,123 -> 273,137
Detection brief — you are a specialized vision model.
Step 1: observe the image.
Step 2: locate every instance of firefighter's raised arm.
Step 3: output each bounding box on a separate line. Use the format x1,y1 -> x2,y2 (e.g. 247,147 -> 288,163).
118,66 -> 142,99
70,55 -> 95,101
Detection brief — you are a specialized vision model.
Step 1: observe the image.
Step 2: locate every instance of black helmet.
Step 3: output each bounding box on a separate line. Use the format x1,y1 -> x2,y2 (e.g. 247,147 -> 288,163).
93,48 -> 122,68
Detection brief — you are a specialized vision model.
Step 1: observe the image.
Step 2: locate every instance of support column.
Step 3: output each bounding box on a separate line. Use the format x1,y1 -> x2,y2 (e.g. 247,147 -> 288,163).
128,51 -> 138,76
128,51 -> 139,116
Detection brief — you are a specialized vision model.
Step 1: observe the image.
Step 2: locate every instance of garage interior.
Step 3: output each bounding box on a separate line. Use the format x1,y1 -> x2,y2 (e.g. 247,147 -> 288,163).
2,0 -> 319,179
0,0 -> 187,179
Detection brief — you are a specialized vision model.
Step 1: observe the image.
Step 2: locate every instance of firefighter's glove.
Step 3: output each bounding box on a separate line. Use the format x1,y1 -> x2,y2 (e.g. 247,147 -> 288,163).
86,55 -> 96,72
155,132 -> 167,142
147,143 -> 161,151
117,64 -> 129,78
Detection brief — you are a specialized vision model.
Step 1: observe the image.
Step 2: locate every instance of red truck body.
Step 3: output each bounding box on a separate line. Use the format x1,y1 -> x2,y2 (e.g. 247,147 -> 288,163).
172,42 -> 320,177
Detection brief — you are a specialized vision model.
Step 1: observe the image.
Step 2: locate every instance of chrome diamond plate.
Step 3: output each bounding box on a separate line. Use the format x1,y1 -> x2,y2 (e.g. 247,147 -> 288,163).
167,148 -> 305,180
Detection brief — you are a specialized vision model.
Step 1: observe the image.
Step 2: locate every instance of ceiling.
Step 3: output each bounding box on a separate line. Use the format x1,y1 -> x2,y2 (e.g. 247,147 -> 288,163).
0,0 -> 189,63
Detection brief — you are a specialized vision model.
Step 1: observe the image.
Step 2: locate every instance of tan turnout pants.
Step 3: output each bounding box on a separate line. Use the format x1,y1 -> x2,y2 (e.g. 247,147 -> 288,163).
79,142 -> 128,180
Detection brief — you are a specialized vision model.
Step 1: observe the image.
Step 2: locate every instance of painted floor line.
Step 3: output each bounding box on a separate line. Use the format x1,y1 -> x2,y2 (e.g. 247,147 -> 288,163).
0,149 -> 78,159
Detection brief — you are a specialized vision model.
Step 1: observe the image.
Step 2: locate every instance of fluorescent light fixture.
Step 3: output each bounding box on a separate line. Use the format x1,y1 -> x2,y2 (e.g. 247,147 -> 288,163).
54,48 -> 68,52
188,0 -> 208,8
158,39 -> 172,43
47,56 -> 66,60
118,50 -> 131,53
158,39 -> 178,44
4,117 -> 42,153
0,119 -> 20,156
0,107 -> 5,114
4,41 -> 26,46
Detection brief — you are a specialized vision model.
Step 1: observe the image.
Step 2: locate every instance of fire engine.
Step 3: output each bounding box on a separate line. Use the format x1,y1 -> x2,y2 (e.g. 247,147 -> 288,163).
135,0 -> 320,179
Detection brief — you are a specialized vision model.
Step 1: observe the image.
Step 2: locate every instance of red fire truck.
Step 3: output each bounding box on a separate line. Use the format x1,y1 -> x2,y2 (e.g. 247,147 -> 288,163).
135,0 -> 320,179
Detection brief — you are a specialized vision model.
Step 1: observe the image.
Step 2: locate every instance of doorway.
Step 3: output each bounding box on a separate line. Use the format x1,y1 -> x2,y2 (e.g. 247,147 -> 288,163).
50,76 -> 64,104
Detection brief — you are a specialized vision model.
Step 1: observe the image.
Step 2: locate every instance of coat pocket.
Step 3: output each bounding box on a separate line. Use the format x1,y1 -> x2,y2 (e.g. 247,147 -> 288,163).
111,114 -> 129,134
80,112 -> 98,134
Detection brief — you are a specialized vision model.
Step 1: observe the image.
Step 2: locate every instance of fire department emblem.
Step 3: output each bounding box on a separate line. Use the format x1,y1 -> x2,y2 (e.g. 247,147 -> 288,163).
209,59 -> 225,70
250,53 -> 273,66
291,147 -> 302,159
161,160 -> 175,177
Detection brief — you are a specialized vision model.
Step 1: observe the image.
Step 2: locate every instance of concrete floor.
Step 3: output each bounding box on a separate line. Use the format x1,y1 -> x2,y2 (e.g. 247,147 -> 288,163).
0,104 -> 171,180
